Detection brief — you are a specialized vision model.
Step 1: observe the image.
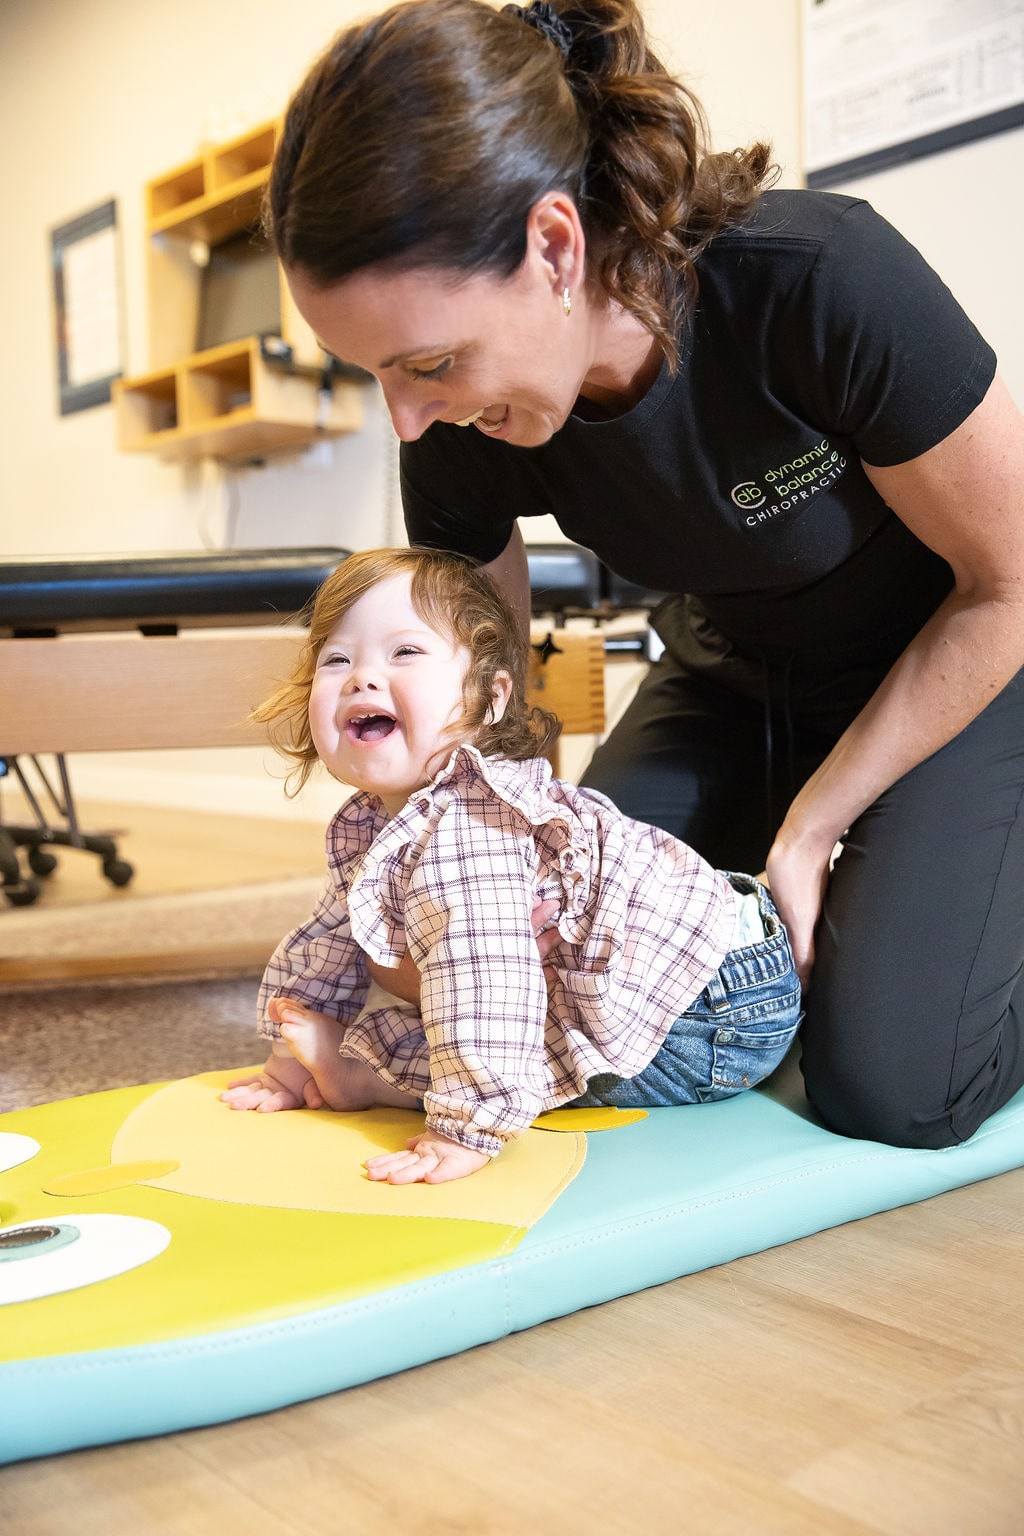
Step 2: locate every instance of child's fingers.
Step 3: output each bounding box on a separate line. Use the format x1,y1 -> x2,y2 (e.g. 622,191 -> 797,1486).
254,1090 -> 301,1113
220,1085 -> 267,1109
220,1081 -> 299,1113
364,1148 -> 419,1173
220,1080 -> 270,1103
364,1147 -> 437,1184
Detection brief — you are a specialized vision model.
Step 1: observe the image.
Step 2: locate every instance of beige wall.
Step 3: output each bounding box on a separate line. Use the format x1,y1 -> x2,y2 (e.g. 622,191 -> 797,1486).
0,0 -> 801,566
830,129 -> 1024,405
9,1 -> 1021,817
0,0 -> 403,561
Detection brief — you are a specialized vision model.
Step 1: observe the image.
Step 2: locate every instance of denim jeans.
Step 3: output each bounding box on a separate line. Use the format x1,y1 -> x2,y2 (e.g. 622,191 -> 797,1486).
572,873 -> 802,1108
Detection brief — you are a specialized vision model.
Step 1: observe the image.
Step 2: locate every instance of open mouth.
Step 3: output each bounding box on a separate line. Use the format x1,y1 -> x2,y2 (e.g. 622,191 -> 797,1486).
454,406 -> 508,433
345,711 -> 397,743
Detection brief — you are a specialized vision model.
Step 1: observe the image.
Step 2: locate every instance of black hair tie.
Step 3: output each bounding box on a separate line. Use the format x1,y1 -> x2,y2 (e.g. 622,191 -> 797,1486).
503,2 -> 574,61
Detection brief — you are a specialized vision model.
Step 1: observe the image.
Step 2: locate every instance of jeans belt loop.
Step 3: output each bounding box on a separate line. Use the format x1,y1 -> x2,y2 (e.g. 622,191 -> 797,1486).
703,969 -> 730,1012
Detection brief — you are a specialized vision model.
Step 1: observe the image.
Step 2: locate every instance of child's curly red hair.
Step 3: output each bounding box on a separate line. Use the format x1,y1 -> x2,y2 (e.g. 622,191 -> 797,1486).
252,546 -> 560,793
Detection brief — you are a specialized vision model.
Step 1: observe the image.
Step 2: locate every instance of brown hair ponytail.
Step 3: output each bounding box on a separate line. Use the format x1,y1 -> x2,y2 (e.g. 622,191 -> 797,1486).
268,0 -> 774,368
559,1 -> 775,364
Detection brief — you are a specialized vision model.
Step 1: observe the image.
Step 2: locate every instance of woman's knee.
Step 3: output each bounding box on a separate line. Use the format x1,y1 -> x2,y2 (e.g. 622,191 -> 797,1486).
800,990 -> 1021,1150
801,1061 -> 964,1149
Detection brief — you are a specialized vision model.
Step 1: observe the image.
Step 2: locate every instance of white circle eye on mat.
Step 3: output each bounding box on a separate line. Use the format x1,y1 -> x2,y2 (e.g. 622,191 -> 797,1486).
0,1214 -> 170,1306
0,1133 -> 40,1173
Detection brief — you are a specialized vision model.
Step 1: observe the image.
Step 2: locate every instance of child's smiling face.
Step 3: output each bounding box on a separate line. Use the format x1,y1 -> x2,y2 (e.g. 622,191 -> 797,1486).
308,572 -> 504,815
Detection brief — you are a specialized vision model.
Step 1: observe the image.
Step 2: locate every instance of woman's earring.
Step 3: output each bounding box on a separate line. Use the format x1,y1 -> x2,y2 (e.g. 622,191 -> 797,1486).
561,286 -> 572,316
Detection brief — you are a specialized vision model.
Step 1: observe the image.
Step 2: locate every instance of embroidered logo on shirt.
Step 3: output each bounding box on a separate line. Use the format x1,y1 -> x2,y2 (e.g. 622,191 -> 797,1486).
730,439 -> 848,526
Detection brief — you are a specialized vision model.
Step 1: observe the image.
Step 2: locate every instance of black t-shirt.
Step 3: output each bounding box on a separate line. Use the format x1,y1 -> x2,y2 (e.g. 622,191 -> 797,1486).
402,190 -> 996,722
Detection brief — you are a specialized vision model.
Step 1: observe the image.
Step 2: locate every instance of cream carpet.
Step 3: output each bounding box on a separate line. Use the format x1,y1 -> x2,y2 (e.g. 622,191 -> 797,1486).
0,877 -> 326,1110
0,973 -> 263,1112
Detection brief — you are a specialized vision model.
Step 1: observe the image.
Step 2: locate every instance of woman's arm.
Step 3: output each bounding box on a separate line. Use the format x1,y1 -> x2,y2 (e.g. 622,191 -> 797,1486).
479,524 -> 532,638
766,373 -> 1024,984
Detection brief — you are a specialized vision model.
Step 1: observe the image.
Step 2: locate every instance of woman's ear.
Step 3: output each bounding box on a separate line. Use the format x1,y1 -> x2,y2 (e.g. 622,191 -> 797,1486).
489,671 -> 513,725
525,191 -> 585,295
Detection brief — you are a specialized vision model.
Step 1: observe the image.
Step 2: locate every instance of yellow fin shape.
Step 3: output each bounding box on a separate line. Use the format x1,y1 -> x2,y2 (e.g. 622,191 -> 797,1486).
532,1107 -> 647,1133
44,1159 -> 180,1197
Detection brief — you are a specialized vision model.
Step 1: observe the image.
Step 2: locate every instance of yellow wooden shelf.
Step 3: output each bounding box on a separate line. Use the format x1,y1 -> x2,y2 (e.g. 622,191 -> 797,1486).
116,120 -> 363,462
145,122 -> 277,236
147,172 -> 268,246
113,337 -> 362,463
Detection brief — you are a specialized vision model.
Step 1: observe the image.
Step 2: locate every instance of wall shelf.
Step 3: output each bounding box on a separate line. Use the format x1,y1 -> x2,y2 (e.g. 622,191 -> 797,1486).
114,120 -> 363,462
115,337 -> 361,462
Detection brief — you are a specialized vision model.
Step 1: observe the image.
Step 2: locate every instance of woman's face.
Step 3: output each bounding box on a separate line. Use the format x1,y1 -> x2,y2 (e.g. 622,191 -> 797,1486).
287,256 -> 591,449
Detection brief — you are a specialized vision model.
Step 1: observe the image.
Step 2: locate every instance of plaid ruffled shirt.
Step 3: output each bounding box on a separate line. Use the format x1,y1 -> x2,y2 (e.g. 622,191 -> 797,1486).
259,745 -> 735,1157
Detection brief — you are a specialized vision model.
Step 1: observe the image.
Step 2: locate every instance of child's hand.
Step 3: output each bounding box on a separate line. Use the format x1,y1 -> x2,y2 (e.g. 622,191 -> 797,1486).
364,1128 -> 490,1185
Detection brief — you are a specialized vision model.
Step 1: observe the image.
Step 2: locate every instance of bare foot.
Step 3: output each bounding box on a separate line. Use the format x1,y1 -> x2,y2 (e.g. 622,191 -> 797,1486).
364,1127 -> 491,1185
273,997 -> 419,1113
220,1048 -> 321,1113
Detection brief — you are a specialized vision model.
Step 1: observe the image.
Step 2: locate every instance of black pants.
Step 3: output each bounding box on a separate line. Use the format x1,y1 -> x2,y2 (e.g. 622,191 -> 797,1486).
581,652 -> 1024,1149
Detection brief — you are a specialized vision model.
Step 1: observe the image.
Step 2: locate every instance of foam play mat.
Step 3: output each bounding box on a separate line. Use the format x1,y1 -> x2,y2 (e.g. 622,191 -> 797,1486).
3,1055 -> 1024,1465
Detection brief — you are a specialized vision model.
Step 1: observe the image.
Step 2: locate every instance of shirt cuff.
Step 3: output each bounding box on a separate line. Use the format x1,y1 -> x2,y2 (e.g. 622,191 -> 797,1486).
425,1113 -> 506,1159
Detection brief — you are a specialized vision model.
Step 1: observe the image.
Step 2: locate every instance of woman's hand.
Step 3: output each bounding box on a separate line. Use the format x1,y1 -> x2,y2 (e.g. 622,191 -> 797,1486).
763,834 -> 834,992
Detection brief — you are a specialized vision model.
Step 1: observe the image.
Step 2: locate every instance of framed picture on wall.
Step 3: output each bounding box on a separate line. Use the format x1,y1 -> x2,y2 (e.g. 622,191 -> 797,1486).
51,199 -> 125,416
804,0 -> 1024,188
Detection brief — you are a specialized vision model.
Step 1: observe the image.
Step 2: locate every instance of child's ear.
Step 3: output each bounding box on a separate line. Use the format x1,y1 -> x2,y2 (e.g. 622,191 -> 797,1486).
489,671 -> 513,725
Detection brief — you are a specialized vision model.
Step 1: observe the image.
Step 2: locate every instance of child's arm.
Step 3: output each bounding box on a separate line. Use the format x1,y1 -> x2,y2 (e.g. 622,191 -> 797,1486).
256,875 -> 370,1037
407,800 -> 553,1160
362,895 -> 562,1004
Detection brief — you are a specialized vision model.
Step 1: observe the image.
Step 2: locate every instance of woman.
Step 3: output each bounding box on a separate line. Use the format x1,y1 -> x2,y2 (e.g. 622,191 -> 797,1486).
266,0 -> 1024,1150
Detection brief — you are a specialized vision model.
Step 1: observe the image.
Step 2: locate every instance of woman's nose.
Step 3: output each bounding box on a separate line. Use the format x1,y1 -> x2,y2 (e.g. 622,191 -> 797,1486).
382,383 -> 445,442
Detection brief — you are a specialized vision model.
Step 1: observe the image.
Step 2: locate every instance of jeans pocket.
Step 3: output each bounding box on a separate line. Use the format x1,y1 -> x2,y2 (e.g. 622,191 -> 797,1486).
697,1018 -> 801,1102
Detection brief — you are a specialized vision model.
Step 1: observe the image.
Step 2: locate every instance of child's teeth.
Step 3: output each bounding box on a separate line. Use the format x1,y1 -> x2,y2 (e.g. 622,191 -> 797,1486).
455,409 -> 485,427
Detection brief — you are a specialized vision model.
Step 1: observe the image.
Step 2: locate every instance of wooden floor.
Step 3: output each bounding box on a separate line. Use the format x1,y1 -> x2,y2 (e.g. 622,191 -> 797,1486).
3,803 -> 1023,1532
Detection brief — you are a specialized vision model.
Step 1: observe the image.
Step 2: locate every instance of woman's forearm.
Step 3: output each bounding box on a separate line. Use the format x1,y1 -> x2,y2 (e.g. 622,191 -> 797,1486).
479,525 -> 531,638
781,375 -> 1024,862
777,585 -> 1024,861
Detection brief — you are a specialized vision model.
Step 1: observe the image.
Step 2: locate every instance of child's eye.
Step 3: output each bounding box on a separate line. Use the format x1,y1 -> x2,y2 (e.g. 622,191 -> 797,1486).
394,645 -> 422,659
319,652 -> 349,667
408,357 -> 452,382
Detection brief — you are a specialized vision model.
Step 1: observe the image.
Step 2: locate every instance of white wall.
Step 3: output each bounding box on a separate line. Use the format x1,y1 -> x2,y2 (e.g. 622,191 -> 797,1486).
0,0 -> 405,561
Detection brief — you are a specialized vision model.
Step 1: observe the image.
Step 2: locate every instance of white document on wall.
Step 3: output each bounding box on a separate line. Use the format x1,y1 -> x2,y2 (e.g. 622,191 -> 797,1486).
804,0 -> 1024,185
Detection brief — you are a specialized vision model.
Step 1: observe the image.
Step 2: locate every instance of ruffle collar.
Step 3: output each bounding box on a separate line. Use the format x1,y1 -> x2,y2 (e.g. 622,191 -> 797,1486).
332,746 -> 596,955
